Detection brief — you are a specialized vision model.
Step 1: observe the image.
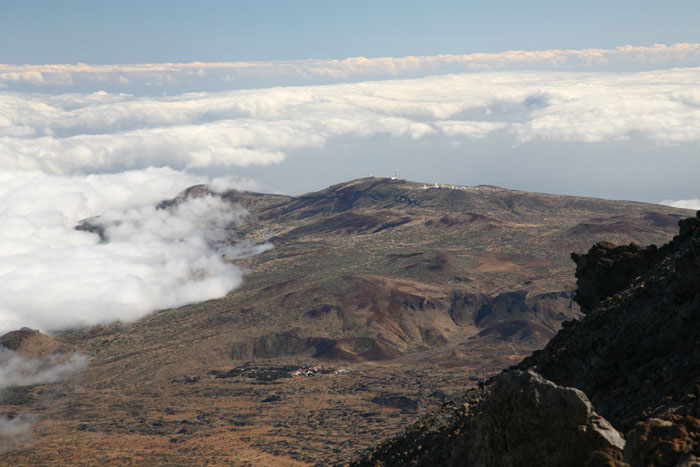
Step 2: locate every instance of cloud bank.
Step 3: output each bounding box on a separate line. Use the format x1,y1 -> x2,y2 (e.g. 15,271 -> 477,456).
0,168 -> 264,335
1,66 -> 700,175
1,43 -> 699,93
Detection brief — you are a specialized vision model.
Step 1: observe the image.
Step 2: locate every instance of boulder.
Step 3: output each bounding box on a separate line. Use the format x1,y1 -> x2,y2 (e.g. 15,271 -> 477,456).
451,370 -> 625,467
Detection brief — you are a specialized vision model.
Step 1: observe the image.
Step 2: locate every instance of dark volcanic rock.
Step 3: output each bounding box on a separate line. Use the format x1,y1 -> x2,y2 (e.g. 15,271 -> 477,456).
74,219 -> 107,242
570,241 -> 660,314
355,370 -> 624,467
522,213 -> 700,432
156,184 -> 211,210
624,414 -> 700,466
451,370 -> 625,467
356,211 -> 700,466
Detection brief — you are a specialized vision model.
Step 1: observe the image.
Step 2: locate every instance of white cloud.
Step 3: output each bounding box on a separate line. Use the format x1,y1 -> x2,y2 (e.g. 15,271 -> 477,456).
0,168 -> 265,335
1,67 -> 700,174
659,199 -> 700,210
0,349 -> 88,390
0,70 -> 45,85
436,120 -> 509,139
1,43 -> 698,93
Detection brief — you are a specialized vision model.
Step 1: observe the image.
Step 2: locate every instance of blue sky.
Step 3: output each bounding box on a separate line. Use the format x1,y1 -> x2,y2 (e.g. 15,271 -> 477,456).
2,1 -> 699,64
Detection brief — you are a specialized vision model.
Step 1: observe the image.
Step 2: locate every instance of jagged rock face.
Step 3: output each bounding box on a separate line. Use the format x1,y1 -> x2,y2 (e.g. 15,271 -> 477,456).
522,213 -> 700,432
354,370 -> 625,467
355,212 -> 700,467
570,241 -> 661,314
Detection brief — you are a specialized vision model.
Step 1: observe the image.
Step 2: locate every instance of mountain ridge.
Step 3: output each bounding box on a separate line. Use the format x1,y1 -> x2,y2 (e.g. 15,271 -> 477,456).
1,177 -> 695,465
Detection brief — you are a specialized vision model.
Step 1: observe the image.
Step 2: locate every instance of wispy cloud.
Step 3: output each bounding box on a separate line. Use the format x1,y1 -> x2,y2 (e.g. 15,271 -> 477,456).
0,413 -> 40,451
0,349 -> 88,449
0,349 -> 88,390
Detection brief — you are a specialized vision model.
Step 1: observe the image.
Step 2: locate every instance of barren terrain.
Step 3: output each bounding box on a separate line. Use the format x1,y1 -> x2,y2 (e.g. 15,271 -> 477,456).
1,178 -> 692,465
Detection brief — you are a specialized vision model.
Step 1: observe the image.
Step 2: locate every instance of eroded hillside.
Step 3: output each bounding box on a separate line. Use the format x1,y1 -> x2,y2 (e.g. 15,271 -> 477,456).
1,178 -> 693,465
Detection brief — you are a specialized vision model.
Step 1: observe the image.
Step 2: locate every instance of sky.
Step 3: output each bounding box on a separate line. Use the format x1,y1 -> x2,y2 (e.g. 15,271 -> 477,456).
0,1 -> 699,336
1,1 -> 699,64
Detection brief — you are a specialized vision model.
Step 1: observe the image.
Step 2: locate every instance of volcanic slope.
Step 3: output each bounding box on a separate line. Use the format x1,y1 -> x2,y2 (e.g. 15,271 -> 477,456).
2,178 -> 693,465
216,177 -> 690,366
354,212 -> 700,467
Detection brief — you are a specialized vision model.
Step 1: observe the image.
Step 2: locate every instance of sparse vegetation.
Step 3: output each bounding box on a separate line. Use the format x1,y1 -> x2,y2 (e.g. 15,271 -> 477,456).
2,178 -> 692,465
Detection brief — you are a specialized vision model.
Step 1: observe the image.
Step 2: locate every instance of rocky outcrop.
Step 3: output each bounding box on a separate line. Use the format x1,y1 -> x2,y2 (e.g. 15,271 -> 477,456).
354,370 -> 625,467
624,415 -> 700,466
522,213 -> 700,431
451,370 -> 625,467
570,241 -> 660,314
355,212 -> 700,466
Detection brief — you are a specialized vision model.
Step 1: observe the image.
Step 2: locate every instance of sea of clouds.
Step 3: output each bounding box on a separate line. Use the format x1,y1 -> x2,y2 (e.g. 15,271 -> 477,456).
2,66 -> 700,175
0,44 -> 699,337
1,42 -> 696,449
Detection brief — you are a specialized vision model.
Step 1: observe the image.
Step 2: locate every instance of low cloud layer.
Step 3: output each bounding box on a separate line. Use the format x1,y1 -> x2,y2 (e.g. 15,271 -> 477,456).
1,43 -> 699,93
1,66 -> 700,175
660,199 -> 700,210
0,168 -> 264,335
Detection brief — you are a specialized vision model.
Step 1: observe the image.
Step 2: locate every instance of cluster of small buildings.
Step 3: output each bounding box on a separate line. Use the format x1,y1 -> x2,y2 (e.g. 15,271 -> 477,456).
423,182 -> 471,190
290,366 -> 350,377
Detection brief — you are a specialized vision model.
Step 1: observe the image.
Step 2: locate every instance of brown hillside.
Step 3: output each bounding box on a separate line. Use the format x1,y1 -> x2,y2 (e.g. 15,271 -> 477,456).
2,178 -> 692,465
